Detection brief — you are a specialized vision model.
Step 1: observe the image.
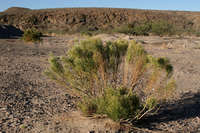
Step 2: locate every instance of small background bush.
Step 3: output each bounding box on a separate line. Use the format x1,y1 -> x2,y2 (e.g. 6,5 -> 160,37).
22,28 -> 42,42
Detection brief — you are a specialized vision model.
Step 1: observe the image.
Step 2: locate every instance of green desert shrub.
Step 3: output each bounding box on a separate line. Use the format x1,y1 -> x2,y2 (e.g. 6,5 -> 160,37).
22,28 -> 42,42
194,31 -> 200,37
115,24 -> 134,35
115,22 -> 151,36
80,30 -> 93,36
132,22 -> 152,36
45,38 -> 175,121
151,20 -> 174,36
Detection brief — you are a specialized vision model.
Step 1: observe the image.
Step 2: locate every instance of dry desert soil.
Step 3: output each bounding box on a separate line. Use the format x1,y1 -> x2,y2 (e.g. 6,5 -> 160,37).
0,34 -> 200,133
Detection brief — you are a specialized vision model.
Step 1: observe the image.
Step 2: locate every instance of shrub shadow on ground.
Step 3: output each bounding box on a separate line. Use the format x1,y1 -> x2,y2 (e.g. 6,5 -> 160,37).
135,91 -> 200,130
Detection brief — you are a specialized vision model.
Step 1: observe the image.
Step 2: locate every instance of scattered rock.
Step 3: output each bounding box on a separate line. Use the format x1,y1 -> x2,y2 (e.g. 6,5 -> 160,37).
0,35 -> 200,132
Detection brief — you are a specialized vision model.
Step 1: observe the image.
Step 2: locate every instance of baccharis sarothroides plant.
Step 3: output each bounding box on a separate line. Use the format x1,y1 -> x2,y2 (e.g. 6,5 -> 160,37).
45,38 -> 175,121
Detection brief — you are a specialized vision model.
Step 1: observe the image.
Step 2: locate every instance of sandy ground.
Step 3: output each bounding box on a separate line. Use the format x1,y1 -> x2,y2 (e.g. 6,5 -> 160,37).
0,34 -> 200,132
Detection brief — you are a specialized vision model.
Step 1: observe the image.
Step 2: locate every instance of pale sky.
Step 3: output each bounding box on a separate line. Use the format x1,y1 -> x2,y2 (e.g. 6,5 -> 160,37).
1,0 -> 200,12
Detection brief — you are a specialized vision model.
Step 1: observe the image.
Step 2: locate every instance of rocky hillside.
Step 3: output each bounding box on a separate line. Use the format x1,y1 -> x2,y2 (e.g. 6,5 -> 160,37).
0,7 -> 200,33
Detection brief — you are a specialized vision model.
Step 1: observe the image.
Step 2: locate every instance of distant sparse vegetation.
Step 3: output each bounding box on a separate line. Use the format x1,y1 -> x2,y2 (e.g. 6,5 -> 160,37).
80,31 -> 93,36
45,38 -> 175,122
116,22 -> 151,36
116,20 -> 175,36
151,20 -> 174,36
22,28 -> 42,42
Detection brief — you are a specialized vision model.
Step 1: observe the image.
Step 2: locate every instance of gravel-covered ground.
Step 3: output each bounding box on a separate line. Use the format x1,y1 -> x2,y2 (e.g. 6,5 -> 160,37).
0,34 -> 200,132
